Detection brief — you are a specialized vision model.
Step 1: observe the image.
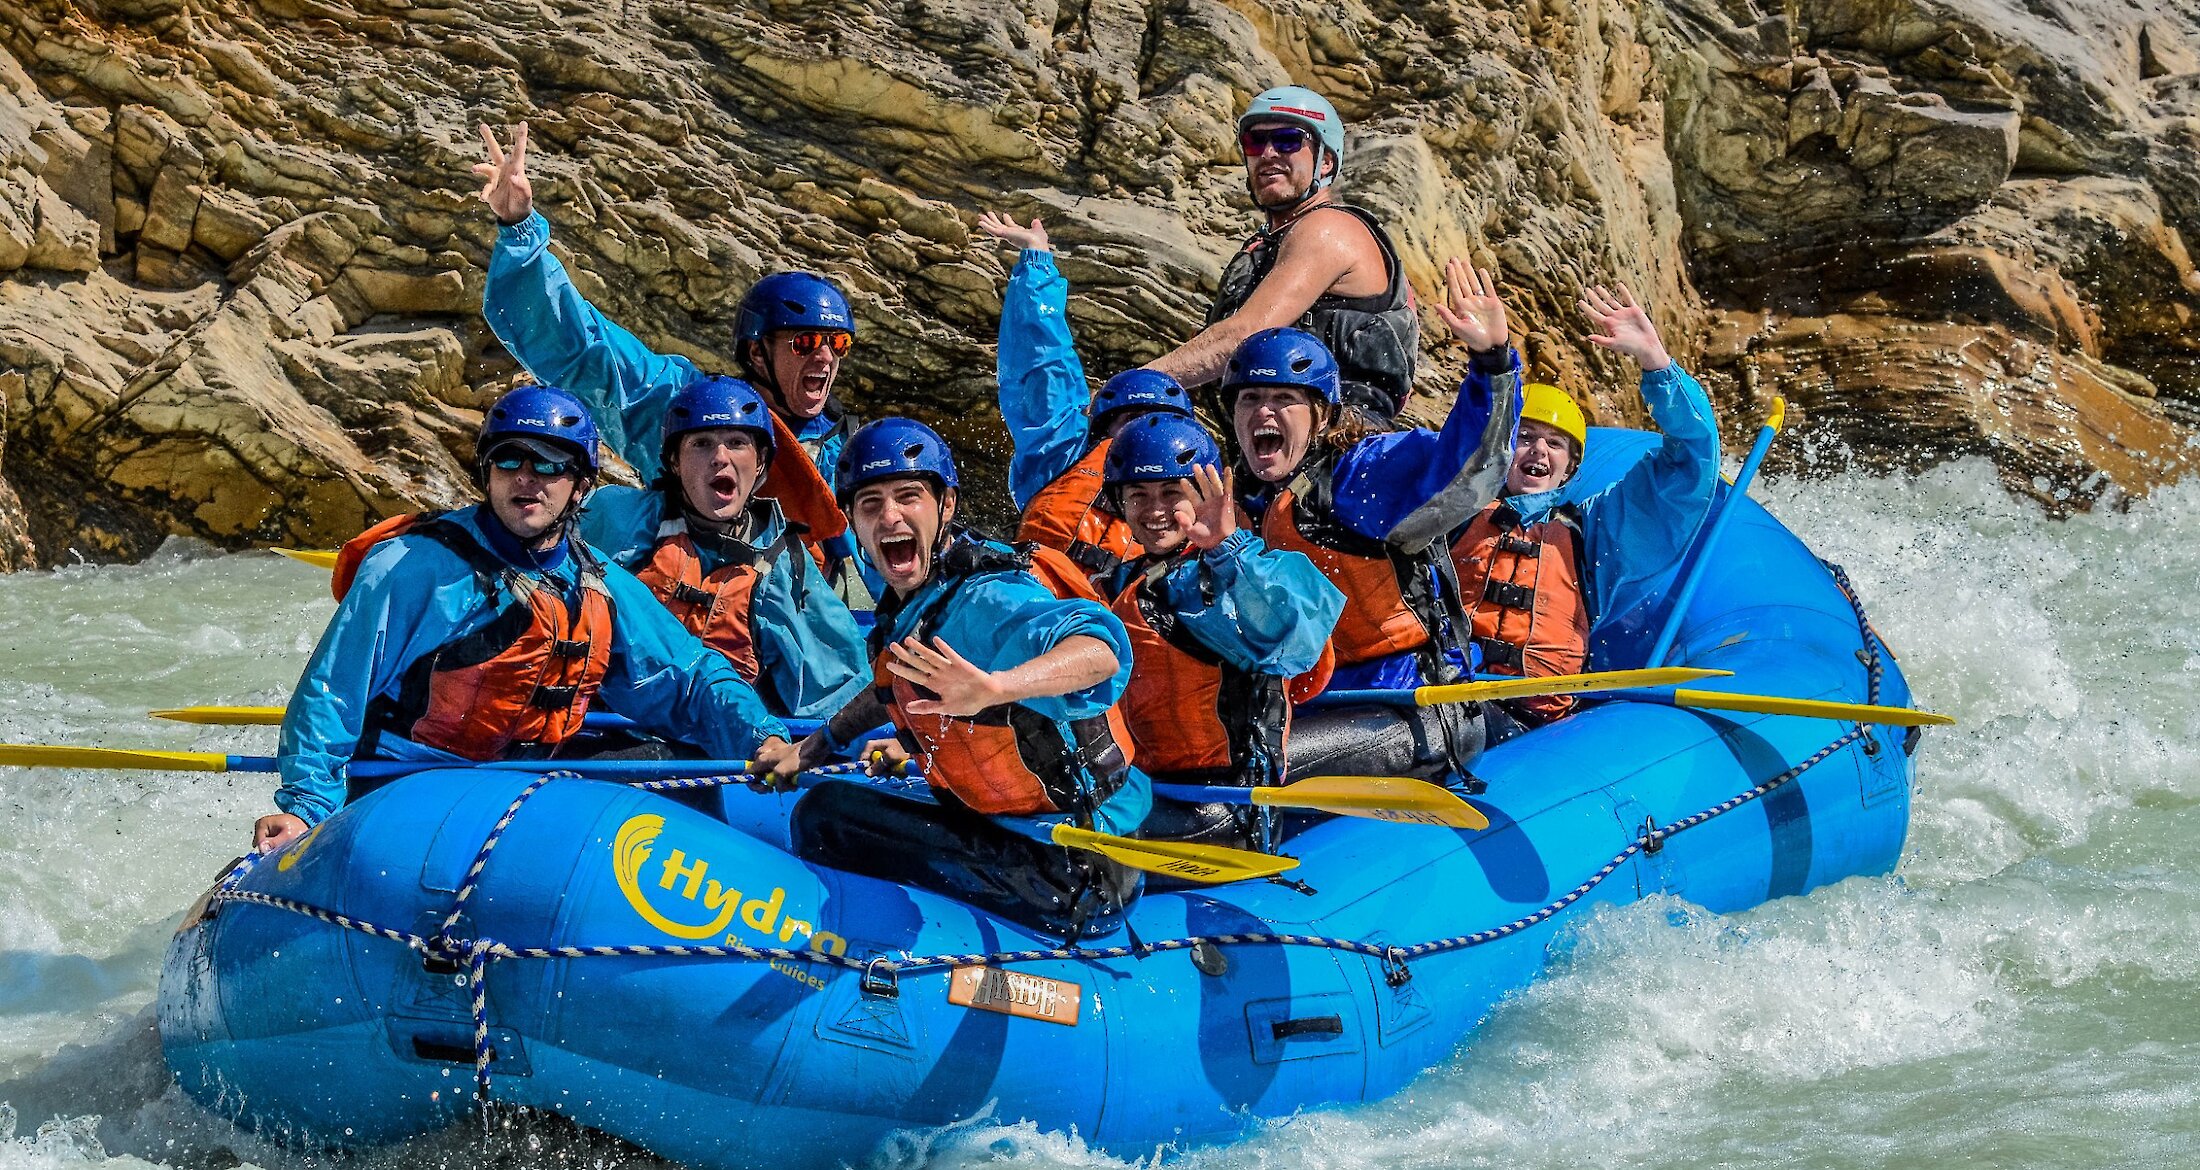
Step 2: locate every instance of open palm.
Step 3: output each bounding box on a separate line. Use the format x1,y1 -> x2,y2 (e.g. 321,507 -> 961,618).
1436,258 -> 1508,351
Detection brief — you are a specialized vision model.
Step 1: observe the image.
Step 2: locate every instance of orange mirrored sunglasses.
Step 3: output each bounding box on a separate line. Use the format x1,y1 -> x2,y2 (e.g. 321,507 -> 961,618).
783,330 -> 853,355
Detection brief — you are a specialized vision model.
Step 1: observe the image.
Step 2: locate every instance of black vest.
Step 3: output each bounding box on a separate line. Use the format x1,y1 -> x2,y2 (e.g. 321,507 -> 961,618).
1207,202 -> 1419,421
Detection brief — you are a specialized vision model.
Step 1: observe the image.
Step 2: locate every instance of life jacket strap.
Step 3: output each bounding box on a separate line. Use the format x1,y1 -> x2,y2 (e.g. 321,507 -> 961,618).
529,683 -> 581,710
1481,578 -> 1537,611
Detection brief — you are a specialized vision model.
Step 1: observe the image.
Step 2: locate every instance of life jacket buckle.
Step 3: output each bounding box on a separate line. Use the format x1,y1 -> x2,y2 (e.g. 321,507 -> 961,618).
671,582 -> 715,607
549,638 -> 591,660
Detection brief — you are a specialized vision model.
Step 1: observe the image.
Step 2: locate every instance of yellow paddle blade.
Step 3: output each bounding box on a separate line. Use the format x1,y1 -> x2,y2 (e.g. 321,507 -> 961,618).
151,705 -> 286,726
273,548 -> 337,569
1414,667 -> 1733,706
1051,824 -> 1298,884
0,744 -> 235,771
1252,776 -> 1489,830
1671,689 -> 1956,727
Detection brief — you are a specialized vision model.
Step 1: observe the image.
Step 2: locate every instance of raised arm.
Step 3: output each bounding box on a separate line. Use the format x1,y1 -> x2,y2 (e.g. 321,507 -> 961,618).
980,211 -> 1092,509
476,122 -> 699,479
1337,260 -> 1522,551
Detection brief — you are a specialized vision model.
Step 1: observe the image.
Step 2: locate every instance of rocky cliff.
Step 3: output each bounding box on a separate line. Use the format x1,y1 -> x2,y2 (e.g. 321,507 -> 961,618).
0,0 -> 2195,565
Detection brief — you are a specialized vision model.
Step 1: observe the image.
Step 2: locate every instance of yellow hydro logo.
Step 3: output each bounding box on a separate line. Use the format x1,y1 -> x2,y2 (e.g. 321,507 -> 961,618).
615,814 -> 740,939
611,814 -> 847,956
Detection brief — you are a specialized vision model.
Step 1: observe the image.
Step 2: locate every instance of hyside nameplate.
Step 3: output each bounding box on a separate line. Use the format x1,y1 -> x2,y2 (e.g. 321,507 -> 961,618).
947,966 -> 1081,1026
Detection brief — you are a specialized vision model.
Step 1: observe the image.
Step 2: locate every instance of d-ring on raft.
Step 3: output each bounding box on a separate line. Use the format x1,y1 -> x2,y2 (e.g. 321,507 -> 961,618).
157,430 -> 1927,1167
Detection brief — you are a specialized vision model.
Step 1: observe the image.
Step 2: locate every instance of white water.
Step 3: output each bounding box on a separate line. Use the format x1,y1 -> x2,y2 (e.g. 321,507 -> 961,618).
2,459 -> 2196,1168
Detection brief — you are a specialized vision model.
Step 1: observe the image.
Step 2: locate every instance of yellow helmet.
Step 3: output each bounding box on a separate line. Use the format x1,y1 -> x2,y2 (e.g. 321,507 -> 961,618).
1520,383 -> 1586,449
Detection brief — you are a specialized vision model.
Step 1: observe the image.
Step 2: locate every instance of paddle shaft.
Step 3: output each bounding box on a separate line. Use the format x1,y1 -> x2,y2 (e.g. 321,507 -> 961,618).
1646,397 -> 1785,668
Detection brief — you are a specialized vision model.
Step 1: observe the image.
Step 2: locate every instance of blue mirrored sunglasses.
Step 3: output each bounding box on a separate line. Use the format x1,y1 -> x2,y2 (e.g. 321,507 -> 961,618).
488,453 -> 578,477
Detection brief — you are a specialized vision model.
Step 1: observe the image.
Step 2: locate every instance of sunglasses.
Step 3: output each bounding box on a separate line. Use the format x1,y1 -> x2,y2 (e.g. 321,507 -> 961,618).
1240,125 -> 1312,156
783,329 -> 853,356
488,453 -> 579,478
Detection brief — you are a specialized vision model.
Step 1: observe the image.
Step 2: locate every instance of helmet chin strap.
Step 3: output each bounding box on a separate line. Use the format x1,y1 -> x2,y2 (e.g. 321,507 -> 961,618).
1248,147 -> 1335,221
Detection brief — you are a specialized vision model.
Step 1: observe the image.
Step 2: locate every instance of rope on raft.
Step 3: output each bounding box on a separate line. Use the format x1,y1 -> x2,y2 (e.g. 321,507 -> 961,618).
198,570 -> 1902,1113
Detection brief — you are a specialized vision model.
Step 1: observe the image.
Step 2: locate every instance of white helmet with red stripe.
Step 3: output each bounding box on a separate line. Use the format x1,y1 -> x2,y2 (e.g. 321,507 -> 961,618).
1238,85 -> 1346,193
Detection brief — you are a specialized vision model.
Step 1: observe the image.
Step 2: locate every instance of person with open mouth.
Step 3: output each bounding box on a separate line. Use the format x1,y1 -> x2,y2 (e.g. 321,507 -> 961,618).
1449,281 -> 1722,727
1090,412 -> 1343,847
576,375 -> 869,722
1141,85 -> 1420,423
1228,260 -> 1521,698
252,385 -> 791,854
750,418 -> 1148,940
473,122 -> 869,601
977,208 -> 1200,578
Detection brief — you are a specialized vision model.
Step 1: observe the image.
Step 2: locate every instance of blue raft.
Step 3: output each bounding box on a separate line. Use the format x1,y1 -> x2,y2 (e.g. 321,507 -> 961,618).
157,430 -> 1921,1167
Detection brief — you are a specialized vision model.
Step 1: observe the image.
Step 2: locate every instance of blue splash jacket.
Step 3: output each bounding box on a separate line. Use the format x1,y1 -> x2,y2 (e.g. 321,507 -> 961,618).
275,506 -> 788,827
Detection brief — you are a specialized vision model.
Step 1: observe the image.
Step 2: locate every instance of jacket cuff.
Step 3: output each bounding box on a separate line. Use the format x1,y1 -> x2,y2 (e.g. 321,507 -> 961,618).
1469,345 -> 1519,375
497,210 -> 551,250
1202,529 -> 1259,562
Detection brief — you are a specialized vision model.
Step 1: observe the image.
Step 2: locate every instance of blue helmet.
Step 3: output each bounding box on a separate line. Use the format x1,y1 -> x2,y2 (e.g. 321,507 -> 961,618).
735,272 -> 855,345
1222,327 -> 1341,406
1240,85 -> 1346,193
1103,413 -> 1221,488
1089,369 -> 1193,435
478,384 -> 601,474
835,417 -> 959,503
662,375 -> 775,460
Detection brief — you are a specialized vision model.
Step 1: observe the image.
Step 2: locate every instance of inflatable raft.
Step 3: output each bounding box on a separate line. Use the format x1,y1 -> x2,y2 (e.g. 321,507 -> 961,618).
157,430 -> 1922,1167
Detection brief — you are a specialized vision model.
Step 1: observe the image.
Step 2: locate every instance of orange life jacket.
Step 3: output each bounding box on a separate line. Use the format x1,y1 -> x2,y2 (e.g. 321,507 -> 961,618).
871,537 -> 1133,818
1450,501 -> 1589,723
1256,458 -> 1465,676
355,514 -> 617,761
1108,558 -> 1334,784
1015,440 -> 1141,576
631,509 -> 801,683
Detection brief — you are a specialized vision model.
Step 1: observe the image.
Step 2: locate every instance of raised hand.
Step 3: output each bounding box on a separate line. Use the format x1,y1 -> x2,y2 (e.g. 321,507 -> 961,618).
888,636 -> 1006,717
1436,258 -> 1509,353
1579,282 -> 1671,371
472,121 -> 533,226
1179,463 -> 1237,552
975,210 -> 1051,254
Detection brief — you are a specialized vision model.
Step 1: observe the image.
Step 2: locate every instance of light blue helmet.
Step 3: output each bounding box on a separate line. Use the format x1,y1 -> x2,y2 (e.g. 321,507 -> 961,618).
1240,85 -> 1345,192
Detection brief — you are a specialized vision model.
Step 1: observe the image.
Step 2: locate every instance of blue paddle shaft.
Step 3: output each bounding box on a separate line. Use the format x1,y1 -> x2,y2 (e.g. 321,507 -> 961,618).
1646,415 -> 1781,668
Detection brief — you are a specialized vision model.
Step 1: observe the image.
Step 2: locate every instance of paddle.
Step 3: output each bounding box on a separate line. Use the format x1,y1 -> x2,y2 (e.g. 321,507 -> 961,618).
1606,687 -> 1954,726
1154,775 -> 1489,830
0,746 -> 776,781
1646,397 -> 1784,667
1305,666 -> 1733,710
1050,823 -> 1298,884
273,548 -> 337,569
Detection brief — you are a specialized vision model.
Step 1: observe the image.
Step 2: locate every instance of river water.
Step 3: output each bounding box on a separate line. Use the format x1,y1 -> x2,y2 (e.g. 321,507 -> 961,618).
1,457 -> 2194,1168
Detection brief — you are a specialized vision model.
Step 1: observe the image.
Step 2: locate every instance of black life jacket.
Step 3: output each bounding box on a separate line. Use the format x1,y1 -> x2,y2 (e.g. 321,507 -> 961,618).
1207,202 -> 1419,421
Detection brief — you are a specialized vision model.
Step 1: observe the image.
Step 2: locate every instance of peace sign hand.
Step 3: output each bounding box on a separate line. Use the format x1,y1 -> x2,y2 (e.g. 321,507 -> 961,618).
1578,283 -> 1670,371
472,122 -> 533,226
1436,258 -> 1509,353
887,636 -> 1008,718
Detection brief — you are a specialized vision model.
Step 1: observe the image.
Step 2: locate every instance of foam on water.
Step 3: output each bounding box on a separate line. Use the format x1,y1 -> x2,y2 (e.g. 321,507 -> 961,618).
3,462 -> 2196,1168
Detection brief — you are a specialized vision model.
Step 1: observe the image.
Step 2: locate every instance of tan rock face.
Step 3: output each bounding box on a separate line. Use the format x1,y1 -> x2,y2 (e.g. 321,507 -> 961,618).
0,0 -> 2193,566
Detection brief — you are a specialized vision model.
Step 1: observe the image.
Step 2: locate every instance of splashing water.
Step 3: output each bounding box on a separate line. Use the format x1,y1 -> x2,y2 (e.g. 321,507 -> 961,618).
2,460 -> 2196,1168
